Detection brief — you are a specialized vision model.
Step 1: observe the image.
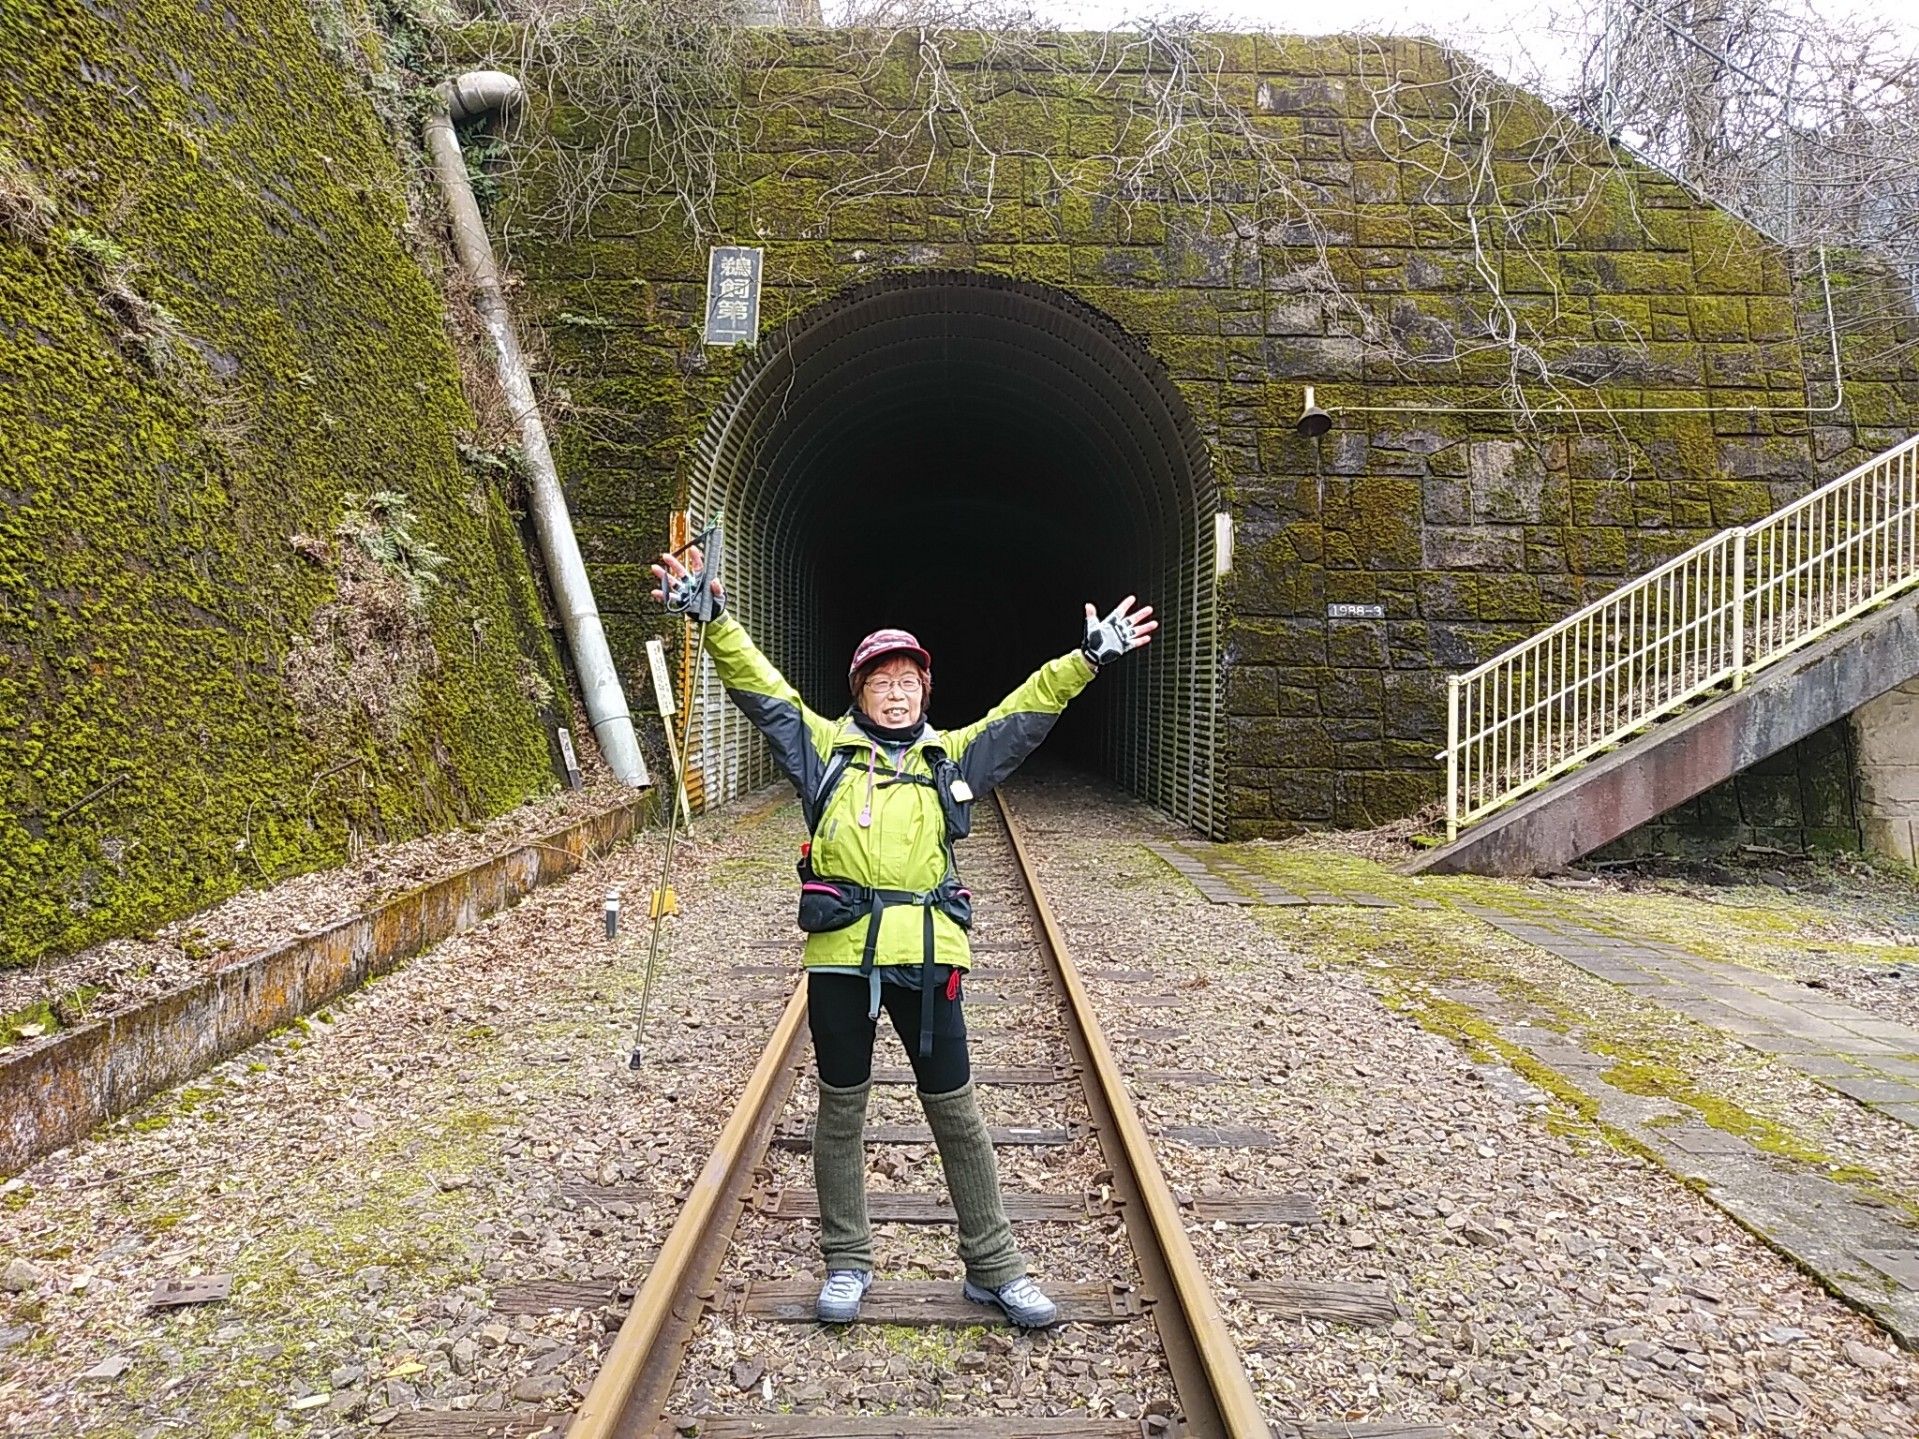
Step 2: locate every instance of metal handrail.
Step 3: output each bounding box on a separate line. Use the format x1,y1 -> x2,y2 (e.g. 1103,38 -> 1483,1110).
1443,431 -> 1919,840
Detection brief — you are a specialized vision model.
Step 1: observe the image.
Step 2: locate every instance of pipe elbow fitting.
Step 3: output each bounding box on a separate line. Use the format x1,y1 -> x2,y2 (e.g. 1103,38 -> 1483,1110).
440,69 -> 524,124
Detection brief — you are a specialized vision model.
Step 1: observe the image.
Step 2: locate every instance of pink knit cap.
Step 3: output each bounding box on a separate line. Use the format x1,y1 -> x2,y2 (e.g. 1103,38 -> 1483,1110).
848,628 -> 932,682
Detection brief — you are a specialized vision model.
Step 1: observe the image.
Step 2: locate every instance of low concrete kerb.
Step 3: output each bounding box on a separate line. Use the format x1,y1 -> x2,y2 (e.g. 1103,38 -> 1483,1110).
1,794 -> 655,1178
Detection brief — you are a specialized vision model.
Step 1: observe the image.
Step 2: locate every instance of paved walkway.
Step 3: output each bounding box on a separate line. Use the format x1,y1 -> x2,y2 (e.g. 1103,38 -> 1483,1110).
1462,905 -> 1919,1131
1147,839 -> 1919,1346
1434,975 -> 1919,1346
1143,842 -> 1435,910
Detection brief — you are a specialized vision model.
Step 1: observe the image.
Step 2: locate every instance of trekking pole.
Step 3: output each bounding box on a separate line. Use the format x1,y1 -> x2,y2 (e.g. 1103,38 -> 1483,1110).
628,517 -> 723,1070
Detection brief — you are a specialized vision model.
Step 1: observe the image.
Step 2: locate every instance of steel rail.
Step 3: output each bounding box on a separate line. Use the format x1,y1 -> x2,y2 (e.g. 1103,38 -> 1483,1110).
997,791 -> 1270,1439
567,788 -> 1266,1438
568,980 -> 810,1439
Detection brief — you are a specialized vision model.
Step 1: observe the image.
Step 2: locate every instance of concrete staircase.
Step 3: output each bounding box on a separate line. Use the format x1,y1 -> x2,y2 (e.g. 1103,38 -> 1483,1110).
1413,433 -> 1919,877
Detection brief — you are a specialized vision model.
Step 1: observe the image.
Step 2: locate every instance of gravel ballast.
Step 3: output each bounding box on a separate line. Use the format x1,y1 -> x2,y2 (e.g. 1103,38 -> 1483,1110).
7,767 -> 1918,1438
0,785 -> 792,1437
1014,768 -> 1919,1439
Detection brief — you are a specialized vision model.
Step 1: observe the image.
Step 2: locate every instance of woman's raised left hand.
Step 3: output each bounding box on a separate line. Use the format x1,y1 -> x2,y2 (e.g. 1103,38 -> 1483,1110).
1081,596 -> 1157,666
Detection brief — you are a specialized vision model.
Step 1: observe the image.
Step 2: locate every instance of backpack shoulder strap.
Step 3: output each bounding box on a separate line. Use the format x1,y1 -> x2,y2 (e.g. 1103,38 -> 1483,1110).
806,746 -> 857,834
807,734 -> 951,836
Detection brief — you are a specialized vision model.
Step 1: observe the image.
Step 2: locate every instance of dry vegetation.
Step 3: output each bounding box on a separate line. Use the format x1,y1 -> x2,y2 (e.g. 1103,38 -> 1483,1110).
485,0 -> 1915,421
283,492 -> 451,741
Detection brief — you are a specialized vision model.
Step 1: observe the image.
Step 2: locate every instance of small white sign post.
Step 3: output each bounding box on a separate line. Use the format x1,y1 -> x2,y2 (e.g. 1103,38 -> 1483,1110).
647,638 -> 692,825
554,726 -> 583,789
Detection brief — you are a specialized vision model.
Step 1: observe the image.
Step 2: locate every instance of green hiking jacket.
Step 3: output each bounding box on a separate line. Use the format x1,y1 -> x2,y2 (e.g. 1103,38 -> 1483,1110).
703,612 -> 1096,970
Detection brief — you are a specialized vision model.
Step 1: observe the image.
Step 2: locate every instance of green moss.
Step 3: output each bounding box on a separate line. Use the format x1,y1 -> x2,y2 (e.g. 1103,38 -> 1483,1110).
1543,878 -> 1898,980
486,23 -> 1853,850
162,1130 -> 490,1436
866,1322 -> 986,1365
2,997 -> 58,1044
0,0 -> 567,965
710,856 -> 788,888
125,1081 -> 220,1134
1234,845 -> 1913,1209
1598,1057 -> 1824,1164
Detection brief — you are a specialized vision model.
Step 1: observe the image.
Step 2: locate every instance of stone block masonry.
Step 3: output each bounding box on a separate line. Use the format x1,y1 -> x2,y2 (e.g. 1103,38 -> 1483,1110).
1854,678 -> 1919,864
493,26 -> 1917,846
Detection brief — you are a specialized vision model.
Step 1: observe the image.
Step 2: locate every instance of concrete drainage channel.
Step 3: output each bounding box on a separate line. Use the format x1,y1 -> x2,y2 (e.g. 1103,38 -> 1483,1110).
0,795 -> 655,1177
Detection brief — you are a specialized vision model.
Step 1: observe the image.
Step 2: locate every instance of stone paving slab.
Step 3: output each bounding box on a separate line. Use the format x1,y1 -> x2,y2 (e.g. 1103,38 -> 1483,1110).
1141,842 -> 1396,911
1834,1028 -> 1919,1051
1459,995 -> 1919,1347
1862,1249 -> 1919,1288
1822,1076 -> 1919,1105
1803,1001 -> 1877,1020
1740,1034 -> 1832,1055
1660,1122 -> 1752,1156
1462,902 -> 1919,1132
1786,1055 -> 1870,1079
1524,1043 -> 1612,1072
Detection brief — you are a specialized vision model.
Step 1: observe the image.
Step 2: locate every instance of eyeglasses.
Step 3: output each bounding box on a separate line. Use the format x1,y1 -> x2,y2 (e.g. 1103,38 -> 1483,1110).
865,676 -> 923,697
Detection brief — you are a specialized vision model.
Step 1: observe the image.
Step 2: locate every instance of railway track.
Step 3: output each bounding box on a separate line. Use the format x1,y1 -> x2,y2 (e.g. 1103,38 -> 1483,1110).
401,791 -> 1285,1439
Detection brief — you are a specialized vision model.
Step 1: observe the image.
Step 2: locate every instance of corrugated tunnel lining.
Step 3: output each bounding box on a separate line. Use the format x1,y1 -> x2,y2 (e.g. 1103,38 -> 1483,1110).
689,270 -> 1221,836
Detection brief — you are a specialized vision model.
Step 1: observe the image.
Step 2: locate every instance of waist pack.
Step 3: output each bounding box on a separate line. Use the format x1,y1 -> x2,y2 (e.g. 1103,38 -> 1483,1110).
795,847 -> 973,935
795,843 -> 971,1058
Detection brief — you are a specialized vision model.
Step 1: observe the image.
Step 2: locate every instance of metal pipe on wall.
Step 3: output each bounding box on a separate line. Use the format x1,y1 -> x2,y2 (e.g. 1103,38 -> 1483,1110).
425,70 -> 648,788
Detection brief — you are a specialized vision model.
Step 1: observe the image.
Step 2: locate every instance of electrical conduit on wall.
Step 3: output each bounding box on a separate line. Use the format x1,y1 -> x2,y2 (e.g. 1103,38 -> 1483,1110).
424,70 -> 648,787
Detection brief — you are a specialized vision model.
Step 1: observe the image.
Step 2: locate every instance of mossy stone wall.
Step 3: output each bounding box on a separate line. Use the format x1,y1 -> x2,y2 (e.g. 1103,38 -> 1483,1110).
1,0 -> 568,963
489,28 -> 1915,847
1593,721 -> 1864,861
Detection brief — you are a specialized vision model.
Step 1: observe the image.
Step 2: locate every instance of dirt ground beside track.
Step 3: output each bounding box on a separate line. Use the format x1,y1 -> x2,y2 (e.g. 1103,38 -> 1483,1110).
4,766 -> 1917,1437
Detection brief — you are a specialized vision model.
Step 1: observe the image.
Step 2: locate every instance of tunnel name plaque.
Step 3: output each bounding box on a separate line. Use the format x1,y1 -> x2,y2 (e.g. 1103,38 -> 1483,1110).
703,246 -> 763,346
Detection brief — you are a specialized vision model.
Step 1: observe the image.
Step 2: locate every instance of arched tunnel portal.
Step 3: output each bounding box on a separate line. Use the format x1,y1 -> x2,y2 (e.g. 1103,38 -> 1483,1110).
688,271 -> 1223,837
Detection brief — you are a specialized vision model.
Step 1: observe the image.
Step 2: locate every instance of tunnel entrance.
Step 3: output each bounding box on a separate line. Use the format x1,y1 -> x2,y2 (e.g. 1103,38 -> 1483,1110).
687,271 -> 1222,836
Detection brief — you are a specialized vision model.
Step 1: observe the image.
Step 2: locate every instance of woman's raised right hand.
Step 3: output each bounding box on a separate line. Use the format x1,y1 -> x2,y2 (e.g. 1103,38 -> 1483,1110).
649,545 -> 725,609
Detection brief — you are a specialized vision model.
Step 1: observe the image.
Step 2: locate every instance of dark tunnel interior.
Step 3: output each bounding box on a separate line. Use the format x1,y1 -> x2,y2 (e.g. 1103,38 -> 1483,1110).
688,272 -> 1223,835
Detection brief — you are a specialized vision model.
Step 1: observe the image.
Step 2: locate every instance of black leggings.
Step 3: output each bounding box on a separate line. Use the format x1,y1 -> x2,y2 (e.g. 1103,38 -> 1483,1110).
808,971 -> 970,1094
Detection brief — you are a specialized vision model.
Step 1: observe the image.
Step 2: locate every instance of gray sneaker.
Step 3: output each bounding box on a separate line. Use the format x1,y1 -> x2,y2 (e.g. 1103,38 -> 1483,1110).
963,1274 -> 1059,1328
816,1268 -> 873,1323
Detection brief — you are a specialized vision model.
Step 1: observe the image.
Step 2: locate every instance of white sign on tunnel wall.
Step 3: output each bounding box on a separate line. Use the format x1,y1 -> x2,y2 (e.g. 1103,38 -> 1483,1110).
703,246 -> 763,346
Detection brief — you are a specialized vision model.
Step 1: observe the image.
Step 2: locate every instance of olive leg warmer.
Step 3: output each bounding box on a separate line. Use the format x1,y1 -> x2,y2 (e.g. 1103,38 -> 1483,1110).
919,1082 -> 1026,1288
813,1078 -> 873,1273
